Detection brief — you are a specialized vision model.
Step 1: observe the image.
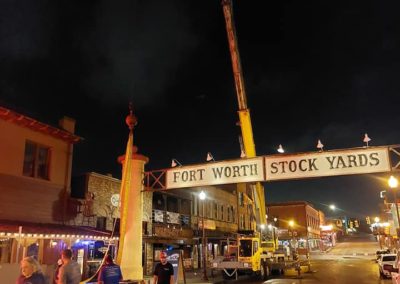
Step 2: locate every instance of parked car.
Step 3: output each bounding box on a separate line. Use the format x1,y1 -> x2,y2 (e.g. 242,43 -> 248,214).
378,253 -> 397,278
376,249 -> 391,262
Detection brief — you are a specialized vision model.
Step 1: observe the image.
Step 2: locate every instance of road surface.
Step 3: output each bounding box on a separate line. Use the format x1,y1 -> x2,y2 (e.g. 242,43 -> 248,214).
220,233 -> 395,284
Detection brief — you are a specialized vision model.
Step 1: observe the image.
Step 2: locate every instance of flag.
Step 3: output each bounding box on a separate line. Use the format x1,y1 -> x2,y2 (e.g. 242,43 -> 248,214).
116,130 -> 133,265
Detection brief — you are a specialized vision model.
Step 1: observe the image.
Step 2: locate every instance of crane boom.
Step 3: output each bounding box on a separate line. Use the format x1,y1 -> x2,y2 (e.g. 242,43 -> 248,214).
222,0 -> 266,226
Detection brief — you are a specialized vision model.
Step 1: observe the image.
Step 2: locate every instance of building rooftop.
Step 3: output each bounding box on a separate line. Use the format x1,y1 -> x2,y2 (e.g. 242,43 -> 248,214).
0,106 -> 81,143
267,200 -> 315,207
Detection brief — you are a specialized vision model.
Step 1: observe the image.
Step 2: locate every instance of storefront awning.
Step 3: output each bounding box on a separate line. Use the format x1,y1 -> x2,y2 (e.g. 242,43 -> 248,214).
0,219 -> 118,241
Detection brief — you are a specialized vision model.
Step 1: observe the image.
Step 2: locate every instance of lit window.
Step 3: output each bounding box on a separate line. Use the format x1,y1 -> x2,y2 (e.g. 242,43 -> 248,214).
23,141 -> 50,180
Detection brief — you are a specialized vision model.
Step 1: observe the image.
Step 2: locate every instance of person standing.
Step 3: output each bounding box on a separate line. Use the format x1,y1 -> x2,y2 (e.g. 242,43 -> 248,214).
97,254 -> 123,284
153,251 -> 174,284
53,258 -> 63,284
57,249 -> 81,284
16,256 -> 47,284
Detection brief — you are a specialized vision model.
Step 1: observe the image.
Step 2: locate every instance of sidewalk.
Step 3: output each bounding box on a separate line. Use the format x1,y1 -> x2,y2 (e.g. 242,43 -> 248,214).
142,269 -> 227,284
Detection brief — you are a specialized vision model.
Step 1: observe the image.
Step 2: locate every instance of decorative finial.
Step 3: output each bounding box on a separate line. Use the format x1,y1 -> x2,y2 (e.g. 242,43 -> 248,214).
363,133 -> 371,147
317,139 -> 324,151
125,102 -> 137,130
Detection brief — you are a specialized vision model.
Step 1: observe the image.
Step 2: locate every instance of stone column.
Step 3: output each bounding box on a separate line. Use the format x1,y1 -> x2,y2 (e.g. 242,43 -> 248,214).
118,150 -> 148,280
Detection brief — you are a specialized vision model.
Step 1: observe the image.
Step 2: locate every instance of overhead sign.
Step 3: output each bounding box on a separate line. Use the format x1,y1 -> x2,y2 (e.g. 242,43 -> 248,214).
163,147 -> 392,189
166,157 -> 264,189
264,147 -> 391,181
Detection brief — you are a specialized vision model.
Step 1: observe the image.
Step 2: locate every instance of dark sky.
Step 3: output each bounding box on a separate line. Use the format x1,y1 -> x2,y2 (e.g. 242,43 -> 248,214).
1,0 -> 400,219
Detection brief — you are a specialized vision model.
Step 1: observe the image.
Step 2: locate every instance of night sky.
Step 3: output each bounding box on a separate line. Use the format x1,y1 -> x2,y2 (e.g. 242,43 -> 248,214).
1,0 -> 400,219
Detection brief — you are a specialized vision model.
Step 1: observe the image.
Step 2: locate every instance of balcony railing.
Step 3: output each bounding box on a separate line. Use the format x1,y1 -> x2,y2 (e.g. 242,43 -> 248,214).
152,209 -> 191,227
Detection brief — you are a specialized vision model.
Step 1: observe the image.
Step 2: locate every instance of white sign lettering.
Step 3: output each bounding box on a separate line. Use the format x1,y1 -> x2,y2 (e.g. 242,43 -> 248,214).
265,147 -> 391,181
166,157 -> 264,189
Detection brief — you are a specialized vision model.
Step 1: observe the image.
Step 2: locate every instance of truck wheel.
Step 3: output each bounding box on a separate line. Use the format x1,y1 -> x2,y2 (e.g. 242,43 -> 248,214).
258,262 -> 269,280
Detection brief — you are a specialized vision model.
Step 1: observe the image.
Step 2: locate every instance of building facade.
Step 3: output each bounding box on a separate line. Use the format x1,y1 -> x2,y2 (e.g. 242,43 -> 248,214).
267,201 -> 322,254
77,171 -> 240,276
0,106 -> 115,283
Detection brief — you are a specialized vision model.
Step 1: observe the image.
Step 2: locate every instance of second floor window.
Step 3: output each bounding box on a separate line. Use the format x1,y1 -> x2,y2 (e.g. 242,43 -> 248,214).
23,141 -> 50,180
238,192 -> 244,207
239,214 -> 244,229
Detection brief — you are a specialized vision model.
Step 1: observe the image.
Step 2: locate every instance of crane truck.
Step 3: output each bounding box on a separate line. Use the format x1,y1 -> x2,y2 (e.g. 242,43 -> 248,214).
211,0 -> 285,280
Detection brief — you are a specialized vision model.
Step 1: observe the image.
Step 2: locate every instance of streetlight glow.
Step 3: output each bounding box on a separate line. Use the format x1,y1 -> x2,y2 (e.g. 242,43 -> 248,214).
289,220 -> 294,227
199,190 -> 206,200
374,217 -> 380,223
329,204 -> 336,210
389,176 -> 399,188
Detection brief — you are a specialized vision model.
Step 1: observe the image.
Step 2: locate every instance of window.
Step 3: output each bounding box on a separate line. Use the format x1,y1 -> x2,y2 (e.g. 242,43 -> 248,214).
240,214 -> 244,229
253,240 -> 259,255
23,141 -> 50,179
181,199 -> 191,215
153,193 -> 165,210
239,240 -> 252,257
193,198 -> 198,216
238,192 -> 244,207
231,206 -> 236,223
167,196 -> 178,213
208,202 -> 212,218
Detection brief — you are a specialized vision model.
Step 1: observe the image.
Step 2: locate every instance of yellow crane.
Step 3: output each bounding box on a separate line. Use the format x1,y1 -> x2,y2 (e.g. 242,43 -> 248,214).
210,0 -> 284,279
221,0 -> 267,232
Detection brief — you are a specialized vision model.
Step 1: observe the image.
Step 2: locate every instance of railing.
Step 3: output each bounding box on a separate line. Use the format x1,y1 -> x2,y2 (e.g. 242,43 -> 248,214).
152,209 -> 191,227
143,169 -> 167,190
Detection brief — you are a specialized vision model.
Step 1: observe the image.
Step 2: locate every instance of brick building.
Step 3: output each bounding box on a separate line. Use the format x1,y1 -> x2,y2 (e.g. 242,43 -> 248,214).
267,201 -> 323,252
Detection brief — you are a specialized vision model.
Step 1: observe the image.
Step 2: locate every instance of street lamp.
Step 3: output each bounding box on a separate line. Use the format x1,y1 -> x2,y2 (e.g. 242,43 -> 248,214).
389,175 -> 400,243
329,204 -> 336,211
199,190 -> 208,281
